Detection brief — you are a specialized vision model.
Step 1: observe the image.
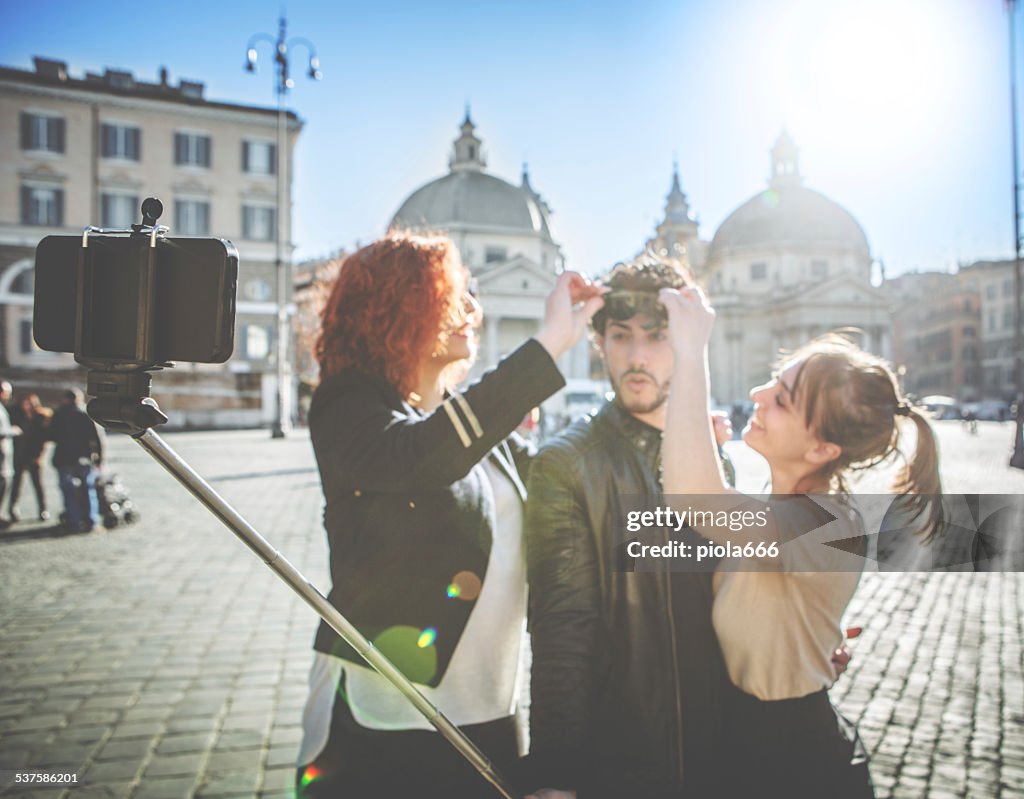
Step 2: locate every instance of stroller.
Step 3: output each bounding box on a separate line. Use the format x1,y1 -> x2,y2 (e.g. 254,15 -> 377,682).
96,471 -> 140,529
60,469 -> 139,531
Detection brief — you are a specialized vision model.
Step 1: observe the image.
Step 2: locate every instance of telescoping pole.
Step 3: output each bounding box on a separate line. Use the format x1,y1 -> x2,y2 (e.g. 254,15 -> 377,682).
132,428 -> 518,799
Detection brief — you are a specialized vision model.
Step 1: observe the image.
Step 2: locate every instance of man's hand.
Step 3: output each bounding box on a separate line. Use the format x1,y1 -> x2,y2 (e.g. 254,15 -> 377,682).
526,790 -> 577,799
535,272 -> 606,360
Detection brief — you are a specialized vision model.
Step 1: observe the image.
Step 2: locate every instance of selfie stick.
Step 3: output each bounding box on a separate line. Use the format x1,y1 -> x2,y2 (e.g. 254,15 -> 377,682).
75,209 -> 518,799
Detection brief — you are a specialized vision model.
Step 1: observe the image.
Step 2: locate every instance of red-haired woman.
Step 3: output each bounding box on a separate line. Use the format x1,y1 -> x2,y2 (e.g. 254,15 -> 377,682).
659,287 -> 943,797
296,233 -> 603,796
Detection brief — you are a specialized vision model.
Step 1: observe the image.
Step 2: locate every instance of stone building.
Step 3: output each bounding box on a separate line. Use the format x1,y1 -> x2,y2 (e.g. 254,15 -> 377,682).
0,56 -> 301,427
958,259 -> 1018,401
389,112 -> 597,404
885,271 -> 982,401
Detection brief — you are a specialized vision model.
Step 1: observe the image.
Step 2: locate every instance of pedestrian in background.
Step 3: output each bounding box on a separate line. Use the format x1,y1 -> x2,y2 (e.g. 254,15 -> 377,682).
0,380 -> 18,529
9,393 -> 53,522
49,389 -> 103,533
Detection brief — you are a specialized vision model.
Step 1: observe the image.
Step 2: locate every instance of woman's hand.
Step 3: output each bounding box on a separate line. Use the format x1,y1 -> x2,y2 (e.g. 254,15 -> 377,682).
535,272 -> 606,361
657,287 -> 715,357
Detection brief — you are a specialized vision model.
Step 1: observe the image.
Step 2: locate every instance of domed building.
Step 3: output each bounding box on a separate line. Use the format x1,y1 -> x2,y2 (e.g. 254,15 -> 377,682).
391,112 -> 593,390
649,133 -> 891,405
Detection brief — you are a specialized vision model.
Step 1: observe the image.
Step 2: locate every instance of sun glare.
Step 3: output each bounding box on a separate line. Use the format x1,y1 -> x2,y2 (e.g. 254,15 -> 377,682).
765,0 -> 965,173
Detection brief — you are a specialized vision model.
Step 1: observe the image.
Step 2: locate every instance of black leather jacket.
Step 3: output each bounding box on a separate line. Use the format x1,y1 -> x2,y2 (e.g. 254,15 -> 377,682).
308,340 -> 564,686
525,401 -> 728,797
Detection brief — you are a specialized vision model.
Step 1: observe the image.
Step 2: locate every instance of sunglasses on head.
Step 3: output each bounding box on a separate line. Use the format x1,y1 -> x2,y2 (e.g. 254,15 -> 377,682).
602,289 -> 667,323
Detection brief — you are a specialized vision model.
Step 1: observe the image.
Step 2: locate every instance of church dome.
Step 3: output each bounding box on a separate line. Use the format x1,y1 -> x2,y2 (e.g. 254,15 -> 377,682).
390,112 -> 553,239
392,171 -> 552,237
708,133 -> 869,261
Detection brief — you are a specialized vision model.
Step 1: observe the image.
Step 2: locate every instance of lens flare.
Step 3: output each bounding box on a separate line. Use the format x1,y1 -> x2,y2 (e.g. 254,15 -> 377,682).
760,189 -> 780,209
373,625 -> 439,684
447,570 -> 482,601
300,765 -> 322,787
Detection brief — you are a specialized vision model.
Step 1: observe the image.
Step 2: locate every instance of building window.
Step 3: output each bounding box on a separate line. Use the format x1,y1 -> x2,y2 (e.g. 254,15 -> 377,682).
242,206 -> 276,241
242,324 -> 272,360
986,285 -> 997,300
20,186 -> 64,226
485,246 -> 507,264
174,199 -> 210,236
101,123 -> 141,160
811,260 -> 828,278
750,262 -> 767,280
101,193 -> 139,229
20,319 -> 34,355
174,132 -> 211,167
242,141 -> 276,175
1004,278 -> 1013,294
244,279 -> 273,301
1004,307 -> 1014,329
20,113 -> 65,153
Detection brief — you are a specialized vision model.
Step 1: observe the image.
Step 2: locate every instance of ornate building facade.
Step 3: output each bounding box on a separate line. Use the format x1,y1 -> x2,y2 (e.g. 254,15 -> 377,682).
646,133 -> 892,406
389,112 -> 595,401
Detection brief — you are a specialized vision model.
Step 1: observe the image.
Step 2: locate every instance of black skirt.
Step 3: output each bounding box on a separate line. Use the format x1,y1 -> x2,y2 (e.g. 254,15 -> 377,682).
724,684 -> 875,799
295,677 -> 521,799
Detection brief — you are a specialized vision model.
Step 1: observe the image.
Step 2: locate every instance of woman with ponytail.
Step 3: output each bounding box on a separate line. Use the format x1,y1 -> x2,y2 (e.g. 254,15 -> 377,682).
658,286 -> 943,798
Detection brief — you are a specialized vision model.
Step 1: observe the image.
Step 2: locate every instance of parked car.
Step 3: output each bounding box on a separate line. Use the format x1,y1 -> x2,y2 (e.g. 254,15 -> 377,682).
962,400 -> 1012,422
920,395 -> 961,420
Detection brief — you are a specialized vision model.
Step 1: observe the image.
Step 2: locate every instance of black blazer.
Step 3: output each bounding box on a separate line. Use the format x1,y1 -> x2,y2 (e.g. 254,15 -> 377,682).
309,339 -> 564,686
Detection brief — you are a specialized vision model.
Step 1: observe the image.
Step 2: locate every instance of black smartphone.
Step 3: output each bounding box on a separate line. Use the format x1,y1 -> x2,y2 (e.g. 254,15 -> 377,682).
33,234 -> 238,365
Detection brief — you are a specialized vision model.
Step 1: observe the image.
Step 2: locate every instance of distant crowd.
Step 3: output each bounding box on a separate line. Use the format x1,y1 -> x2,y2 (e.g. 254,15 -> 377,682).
0,382 -> 103,533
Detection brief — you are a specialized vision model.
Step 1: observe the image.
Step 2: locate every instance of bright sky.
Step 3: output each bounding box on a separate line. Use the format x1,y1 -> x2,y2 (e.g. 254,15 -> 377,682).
1,0 -> 1017,276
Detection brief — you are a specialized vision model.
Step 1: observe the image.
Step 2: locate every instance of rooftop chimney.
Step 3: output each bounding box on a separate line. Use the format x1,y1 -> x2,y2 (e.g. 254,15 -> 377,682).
33,57 -> 68,81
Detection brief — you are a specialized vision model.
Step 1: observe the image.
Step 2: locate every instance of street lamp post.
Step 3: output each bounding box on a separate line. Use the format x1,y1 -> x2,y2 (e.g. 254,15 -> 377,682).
245,17 -> 321,439
1008,0 -> 1024,469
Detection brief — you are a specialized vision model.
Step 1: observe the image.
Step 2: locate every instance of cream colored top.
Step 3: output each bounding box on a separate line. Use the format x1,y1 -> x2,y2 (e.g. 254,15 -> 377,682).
712,495 -> 864,701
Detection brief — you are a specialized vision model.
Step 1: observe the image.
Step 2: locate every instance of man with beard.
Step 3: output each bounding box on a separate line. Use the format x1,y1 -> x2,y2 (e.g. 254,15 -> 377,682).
523,256 -> 730,798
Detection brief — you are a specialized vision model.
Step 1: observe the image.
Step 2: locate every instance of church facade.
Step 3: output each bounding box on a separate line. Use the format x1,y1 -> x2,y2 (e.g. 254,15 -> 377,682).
645,133 -> 892,406
389,113 -> 597,406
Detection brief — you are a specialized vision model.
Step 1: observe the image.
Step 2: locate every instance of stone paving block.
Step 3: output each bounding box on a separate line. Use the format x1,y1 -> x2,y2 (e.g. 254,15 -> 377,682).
154,732 -> 215,755
83,757 -> 146,783
142,752 -> 205,778
11,713 -> 69,732
195,769 -> 260,797
107,721 -> 165,740
203,747 -> 262,774
265,745 -> 298,769
213,730 -> 263,750
119,706 -> 173,725
260,766 -> 295,794
131,776 -> 196,799
94,737 -> 154,762
66,783 -> 134,798
163,717 -> 217,736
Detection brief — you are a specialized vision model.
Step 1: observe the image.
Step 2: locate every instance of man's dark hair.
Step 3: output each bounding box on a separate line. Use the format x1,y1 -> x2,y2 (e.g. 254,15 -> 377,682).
590,253 -> 694,335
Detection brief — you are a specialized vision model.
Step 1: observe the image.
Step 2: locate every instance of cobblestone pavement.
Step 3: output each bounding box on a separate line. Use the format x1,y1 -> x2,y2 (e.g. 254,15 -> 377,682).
0,421 -> 1021,798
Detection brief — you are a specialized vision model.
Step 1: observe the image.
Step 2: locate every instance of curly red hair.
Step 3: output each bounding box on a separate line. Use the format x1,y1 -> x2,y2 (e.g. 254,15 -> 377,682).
316,233 -> 468,397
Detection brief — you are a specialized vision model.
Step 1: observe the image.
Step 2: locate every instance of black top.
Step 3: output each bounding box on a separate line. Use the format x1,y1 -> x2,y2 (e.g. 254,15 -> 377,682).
308,339 -> 564,687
